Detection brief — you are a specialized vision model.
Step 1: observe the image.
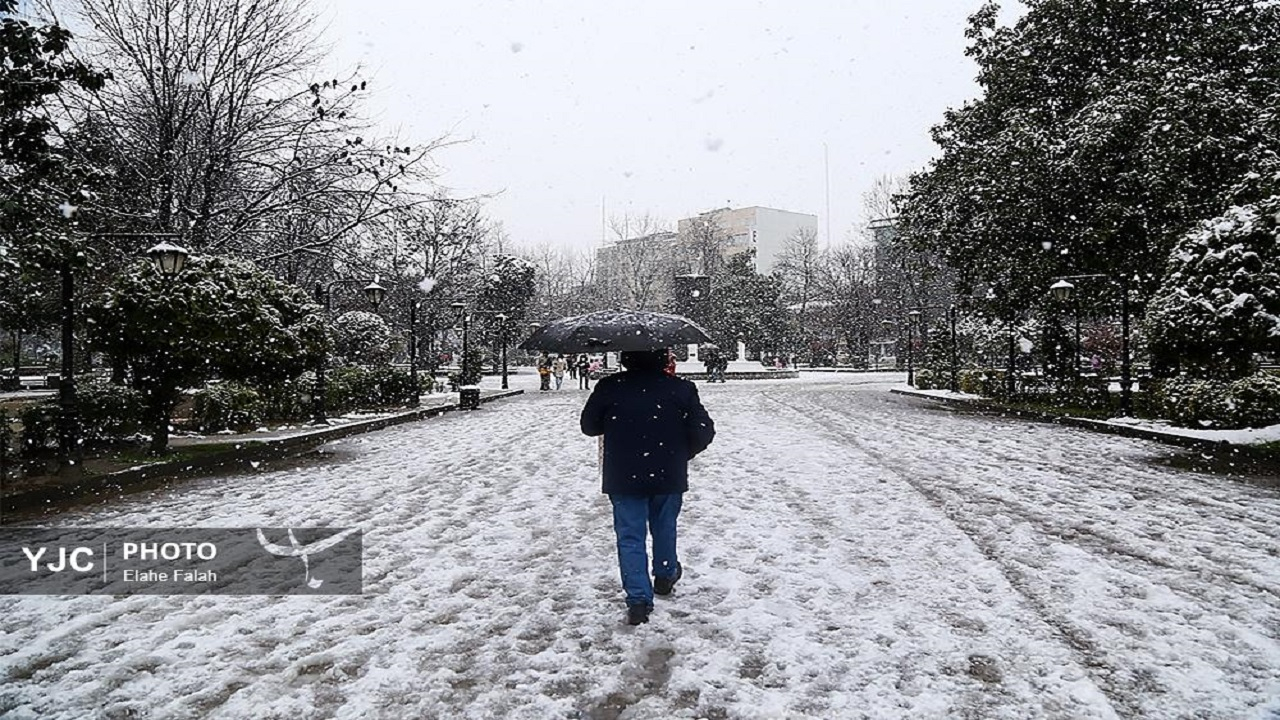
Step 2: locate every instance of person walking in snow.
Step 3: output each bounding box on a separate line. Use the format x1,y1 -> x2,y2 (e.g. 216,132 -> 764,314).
552,354 -> 567,390
537,353 -> 552,391
580,348 -> 716,626
701,345 -> 720,383
577,354 -> 591,389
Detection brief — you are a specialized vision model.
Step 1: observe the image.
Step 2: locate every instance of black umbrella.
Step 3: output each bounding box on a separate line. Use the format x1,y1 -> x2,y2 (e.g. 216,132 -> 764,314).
518,310 -> 712,353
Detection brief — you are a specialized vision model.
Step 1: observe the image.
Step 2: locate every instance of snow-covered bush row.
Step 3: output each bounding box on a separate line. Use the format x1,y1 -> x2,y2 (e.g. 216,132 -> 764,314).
19,379 -> 146,452
1154,372 -> 1280,429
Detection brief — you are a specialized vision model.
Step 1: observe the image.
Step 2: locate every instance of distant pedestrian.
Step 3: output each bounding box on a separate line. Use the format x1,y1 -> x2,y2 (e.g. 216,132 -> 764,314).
580,348 -> 716,626
569,357 -> 579,381
577,354 -> 591,389
553,355 -> 567,390
701,346 -> 720,383
537,353 -> 552,391
664,350 -> 677,377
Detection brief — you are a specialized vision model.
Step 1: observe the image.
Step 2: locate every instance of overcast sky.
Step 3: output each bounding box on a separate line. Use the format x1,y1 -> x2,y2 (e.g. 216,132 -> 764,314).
315,1 -> 1023,251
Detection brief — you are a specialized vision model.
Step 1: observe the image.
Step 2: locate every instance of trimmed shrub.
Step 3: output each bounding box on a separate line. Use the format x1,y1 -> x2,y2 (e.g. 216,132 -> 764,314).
326,366 -> 417,414
77,379 -> 147,440
192,382 -> 266,433
367,366 -> 417,406
914,369 -> 936,390
1157,376 -> 1232,428
958,369 -> 983,395
325,366 -> 369,415
980,370 -> 1009,399
19,404 -> 56,455
1227,372 -> 1280,428
257,373 -> 314,423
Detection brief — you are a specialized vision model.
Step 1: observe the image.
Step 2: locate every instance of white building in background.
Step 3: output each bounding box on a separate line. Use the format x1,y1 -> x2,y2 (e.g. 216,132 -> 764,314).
677,206 -> 818,274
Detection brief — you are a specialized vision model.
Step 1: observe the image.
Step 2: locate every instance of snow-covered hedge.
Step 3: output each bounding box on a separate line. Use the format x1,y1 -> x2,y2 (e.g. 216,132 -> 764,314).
326,366 -> 417,414
1155,372 -> 1280,429
192,382 -> 265,433
20,380 -> 147,451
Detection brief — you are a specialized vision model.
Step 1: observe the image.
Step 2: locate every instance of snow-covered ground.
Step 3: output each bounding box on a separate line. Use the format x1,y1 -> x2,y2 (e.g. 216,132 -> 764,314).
2,372 -> 1279,719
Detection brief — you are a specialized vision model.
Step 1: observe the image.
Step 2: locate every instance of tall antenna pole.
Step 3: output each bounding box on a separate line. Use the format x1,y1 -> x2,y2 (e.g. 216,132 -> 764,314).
824,142 -> 832,245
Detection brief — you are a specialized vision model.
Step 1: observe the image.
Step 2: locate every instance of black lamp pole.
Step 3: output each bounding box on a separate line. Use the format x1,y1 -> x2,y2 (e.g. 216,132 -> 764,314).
57,257 -> 78,477
408,300 -> 420,407
906,320 -> 916,387
496,313 -> 509,390
312,283 -> 331,423
949,304 -> 958,393
56,234 -> 184,475
1120,278 -> 1132,416
1074,295 -> 1082,384
1050,274 -> 1132,415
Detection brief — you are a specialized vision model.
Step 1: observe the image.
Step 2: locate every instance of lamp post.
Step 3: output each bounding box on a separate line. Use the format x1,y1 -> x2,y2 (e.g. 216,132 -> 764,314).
1048,274 -> 1133,415
311,277 -> 384,423
879,319 -> 893,370
451,301 -> 483,410
408,299 -> 420,406
55,234 -> 185,477
1050,279 -> 1083,385
949,305 -> 958,393
907,310 -> 920,386
495,313 -> 510,390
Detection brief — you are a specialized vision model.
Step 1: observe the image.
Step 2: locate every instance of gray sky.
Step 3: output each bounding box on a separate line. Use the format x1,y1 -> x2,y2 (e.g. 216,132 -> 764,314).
317,1 -> 1023,251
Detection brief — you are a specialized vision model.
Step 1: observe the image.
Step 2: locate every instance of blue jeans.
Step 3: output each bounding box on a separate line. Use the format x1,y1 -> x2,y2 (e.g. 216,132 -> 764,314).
610,493 -> 683,607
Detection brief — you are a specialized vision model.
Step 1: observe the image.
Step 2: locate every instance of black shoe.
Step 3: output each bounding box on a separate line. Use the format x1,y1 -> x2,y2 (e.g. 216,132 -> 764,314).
626,604 -> 652,625
654,565 -> 683,596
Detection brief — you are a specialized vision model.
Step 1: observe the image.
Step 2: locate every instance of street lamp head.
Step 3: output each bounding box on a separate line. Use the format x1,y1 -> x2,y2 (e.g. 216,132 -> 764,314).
363,280 -> 387,309
495,313 -> 507,323
147,241 -> 190,276
881,319 -> 893,331
1050,279 -> 1075,302
450,301 -> 466,321
908,309 -> 922,325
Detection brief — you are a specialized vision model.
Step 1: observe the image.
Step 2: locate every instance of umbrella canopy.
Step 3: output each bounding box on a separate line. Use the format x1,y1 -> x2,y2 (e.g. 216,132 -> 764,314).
518,310 -> 712,354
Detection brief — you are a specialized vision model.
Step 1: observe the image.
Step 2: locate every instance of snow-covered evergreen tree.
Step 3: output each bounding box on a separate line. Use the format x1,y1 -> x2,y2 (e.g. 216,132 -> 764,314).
332,311 -> 396,367
1146,196 -> 1280,378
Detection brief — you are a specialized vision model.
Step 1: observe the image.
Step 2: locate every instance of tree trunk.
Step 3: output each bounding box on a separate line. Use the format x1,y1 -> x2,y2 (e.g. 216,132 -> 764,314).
149,396 -> 172,456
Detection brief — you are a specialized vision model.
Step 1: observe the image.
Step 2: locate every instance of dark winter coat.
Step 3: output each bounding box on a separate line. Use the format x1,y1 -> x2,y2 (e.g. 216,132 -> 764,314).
580,368 -> 715,496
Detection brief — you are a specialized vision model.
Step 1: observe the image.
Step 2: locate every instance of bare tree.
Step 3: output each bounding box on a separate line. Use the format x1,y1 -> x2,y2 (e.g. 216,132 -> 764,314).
775,226 -> 822,314
48,0 -> 448,264
851,173 -> 909,242
676,212 -> 729,276
597,212 -> 675,311
815,242 -> 879,363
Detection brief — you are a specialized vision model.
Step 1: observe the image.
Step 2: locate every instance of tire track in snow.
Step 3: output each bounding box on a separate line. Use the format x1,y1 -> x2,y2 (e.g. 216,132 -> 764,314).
757,387 -> 1146,718
812,390 -> 1280,619
761,383 -> 1280,719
